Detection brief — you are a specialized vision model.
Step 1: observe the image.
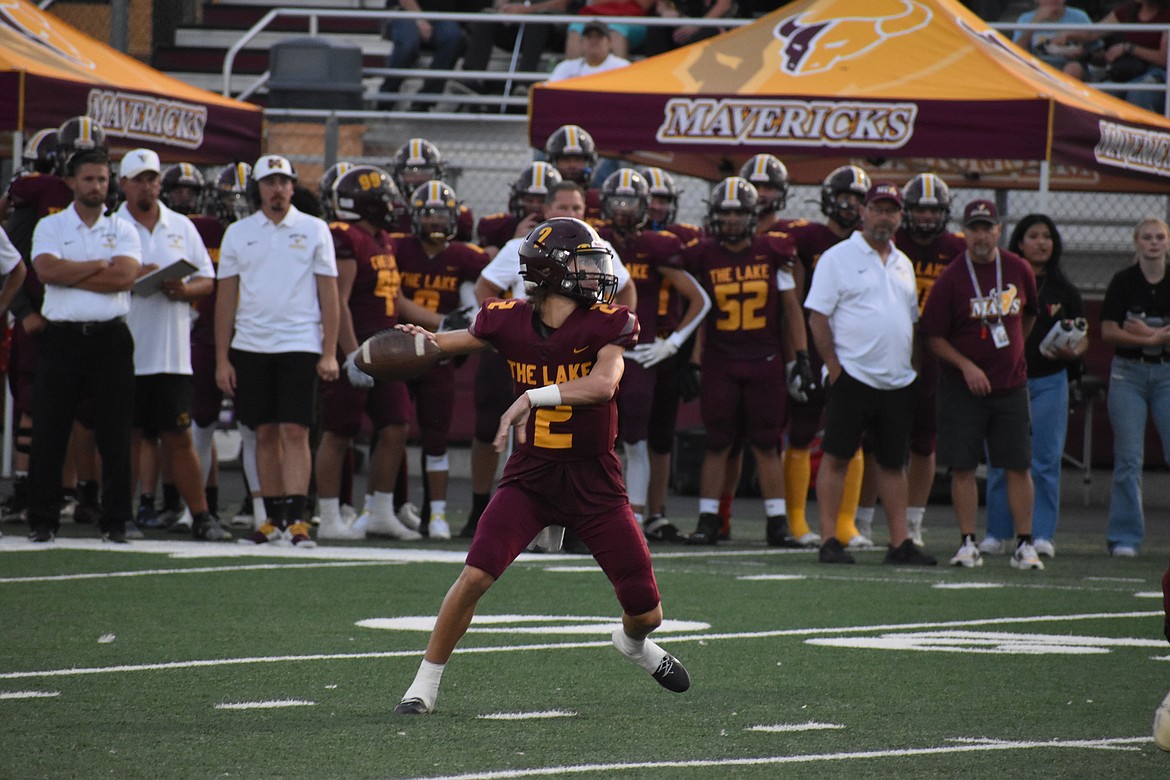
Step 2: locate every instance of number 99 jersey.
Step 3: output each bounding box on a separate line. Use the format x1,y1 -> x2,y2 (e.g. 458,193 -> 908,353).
331,221 -> 402,339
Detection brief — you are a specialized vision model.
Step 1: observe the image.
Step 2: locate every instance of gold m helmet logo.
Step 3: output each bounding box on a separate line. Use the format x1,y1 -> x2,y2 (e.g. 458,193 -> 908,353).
775,0 -> 931,76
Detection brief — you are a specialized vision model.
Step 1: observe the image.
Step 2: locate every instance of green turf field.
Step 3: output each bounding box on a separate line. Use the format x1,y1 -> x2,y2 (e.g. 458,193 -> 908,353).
2,528 -> 1169,779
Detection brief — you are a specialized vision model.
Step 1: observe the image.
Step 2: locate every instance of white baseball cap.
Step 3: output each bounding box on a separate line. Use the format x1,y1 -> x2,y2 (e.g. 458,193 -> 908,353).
253,154 -> 297,182
120,148 -> 161,180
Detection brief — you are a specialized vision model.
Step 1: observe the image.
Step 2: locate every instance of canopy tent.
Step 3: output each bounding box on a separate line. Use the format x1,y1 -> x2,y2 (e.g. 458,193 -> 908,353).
530,0 -> 1170,192
0,0 -> 261,163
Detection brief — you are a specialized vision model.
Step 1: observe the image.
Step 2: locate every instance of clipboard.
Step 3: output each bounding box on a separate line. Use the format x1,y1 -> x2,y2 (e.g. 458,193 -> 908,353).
133,258 -> 198,298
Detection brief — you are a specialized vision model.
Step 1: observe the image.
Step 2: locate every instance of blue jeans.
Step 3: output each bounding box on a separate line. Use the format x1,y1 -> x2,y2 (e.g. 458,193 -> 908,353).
1126,67 -> 1167,114
986,371 -> 1068,541
381,19 -> 466,101
1106,356 -> 1170,549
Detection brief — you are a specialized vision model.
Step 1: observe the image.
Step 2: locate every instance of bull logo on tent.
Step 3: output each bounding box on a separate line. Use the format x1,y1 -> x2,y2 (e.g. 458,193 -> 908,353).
775,0 -> 931,76
0,0 -> 94,70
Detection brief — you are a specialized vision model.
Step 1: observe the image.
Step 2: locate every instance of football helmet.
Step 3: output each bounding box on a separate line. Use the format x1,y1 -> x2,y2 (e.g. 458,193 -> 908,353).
319,161 -> 356,220
707,177 -> 759,243
212,162 -> 255,223
161,163 -> 207,215
333,165 -> 401,230
820,165 -> 871,230
509,161 -> 562,220
639,166 -> 680,227
600,168 -> 649,233
544,124 -> 597,185
56,116 -> 107,165
391,138 -> 445,197
902,173 -> 952,239
739,154 -> 789,213
409,180 -> 459,242
520,217 -> 618,306
22,129 -> 59,174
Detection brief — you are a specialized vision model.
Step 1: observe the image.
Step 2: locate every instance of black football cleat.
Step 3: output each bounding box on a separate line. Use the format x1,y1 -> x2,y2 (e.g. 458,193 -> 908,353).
818,537 -> 855,564
765,515 -> 805,548
884,538 -> 938,566
393,698 -> 431,715
27,527 -> 55,543
102,527 -> 129,544
643,515 -> 685,543
686,513 -> 721,545
650,653 -> 691,693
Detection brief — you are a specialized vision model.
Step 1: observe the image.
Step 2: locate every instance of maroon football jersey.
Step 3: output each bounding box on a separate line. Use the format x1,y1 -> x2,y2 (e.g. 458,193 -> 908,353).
476,212 -> 521,251
895,227 -> 968,313
394,204 -> 475,242
333,221 -> 405,339
190,215 -> 225,346
585,188 -> 602,221
685,233 -> 796,361
6,172 -> 72,218
392,235 -> 487,315
470,298 -> 638,460
598,227 -> 685,344
776,218 -> 849,298
663,222 -> 704,247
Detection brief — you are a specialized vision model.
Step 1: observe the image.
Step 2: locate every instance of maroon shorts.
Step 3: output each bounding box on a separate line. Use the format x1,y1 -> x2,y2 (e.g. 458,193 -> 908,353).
474,351 -> 515,444
321,374 -> 411,436
190,341 -> 221,429
616,358 -> 655,444
699,353 -> 787,452
468,459 -> 661,616
407,361 -> 456,456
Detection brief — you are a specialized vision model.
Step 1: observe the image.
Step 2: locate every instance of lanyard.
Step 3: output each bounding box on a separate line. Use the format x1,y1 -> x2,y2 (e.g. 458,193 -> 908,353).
965,250 -> 1003,322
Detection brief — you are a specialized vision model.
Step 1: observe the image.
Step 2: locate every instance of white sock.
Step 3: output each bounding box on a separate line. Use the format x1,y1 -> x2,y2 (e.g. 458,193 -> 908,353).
370,491 -> 395,517
907,506 -> 926,525
698,497 -> 719,515
402,659 -> 445,709
430,500 -> 447,520
764,498 -> 786,517
612,627 -> 666,673
855,506 -> 875,525
623,440 -> 650,507
319,497 -> 341,524
361,494 -> 374,513
192,424 -> 215,483
252,496 -> 267,523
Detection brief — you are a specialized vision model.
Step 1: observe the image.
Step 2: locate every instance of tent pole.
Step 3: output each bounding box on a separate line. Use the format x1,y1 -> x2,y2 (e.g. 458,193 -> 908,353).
3,131 -> 19,479
1038,160 -> 1050,214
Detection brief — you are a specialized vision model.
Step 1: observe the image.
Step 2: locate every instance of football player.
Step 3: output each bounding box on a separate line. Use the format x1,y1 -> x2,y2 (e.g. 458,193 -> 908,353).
544,124 -> 602,219
389,138 -> 474,241
392,217 -> 690,715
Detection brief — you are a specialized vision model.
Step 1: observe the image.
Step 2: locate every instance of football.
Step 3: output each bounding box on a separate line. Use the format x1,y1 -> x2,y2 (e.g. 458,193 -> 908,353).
354,328 -> 443,381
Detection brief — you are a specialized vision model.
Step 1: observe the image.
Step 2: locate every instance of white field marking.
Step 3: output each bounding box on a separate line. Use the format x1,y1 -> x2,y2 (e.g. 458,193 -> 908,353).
747,722 -> 844,733
1086,577 -> 1146,583
807,630 -> 1169,655
0,537 -> 472,563
1134,591 -> 1162,598
382,737 -> 1150,780
356,615 -> 710,635
478,710 -> 576,720
542,566 -> 600,573
0,690 -> 60,700
1154,655 -> 1170,661
0,560 -> 398,584
932,582 -> 1005,590
738,574 -> 808,581
2,611 -> 1160,680
215,699 -> 315,710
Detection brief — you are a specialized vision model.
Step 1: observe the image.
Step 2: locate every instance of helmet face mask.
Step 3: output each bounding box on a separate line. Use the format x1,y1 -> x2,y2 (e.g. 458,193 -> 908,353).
600,169 -> 649,233
820,165 -> 871,230
409,180 -> 459,243
509,162 -> 562,221
161,164 -> 206,215
738,154 -> 789,214
707,177 -> 759,244
640,166 -> 680,226
213,162 -> 255,223
333,165 -> 401,230
902,173 -> 952,239
520,217 -> 618,306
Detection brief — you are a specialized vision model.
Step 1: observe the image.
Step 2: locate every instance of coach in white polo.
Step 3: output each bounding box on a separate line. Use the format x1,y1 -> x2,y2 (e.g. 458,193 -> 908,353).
27,148 -> 141,543
805,181 -> 934,566
116,148 -> 229,542
215,154 -> 339,546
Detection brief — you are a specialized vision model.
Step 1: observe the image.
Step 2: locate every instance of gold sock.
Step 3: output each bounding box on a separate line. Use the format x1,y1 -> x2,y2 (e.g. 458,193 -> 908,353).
837,449 -> 864,540
783,448 -> 812,537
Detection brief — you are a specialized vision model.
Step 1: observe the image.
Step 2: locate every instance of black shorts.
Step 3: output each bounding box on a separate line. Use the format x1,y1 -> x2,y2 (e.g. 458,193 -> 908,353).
935,372 -> 1031,472
821,370 -> 915,470
133,374 -> 194,435
230,349 -> 318,428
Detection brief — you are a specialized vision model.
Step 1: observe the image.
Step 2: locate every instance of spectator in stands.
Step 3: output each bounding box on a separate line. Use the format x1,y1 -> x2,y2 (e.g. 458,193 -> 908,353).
1011,1 -> 1094,71
1100,217 -> 1170,558
566,0 -> 655,59
548,21 -> 630,80
379,0 -> 483,112
643,0 -> 733,57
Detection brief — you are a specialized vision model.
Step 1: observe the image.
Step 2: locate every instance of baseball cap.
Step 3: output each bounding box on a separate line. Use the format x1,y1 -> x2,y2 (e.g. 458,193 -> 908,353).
253,154 -> 297,182
963,199 -> 999,227
863,181 -> 902,207
582,20 -> 610,36
119,148 -> 161,180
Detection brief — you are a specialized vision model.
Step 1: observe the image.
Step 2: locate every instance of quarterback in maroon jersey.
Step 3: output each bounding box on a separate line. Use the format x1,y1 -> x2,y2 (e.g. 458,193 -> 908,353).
390,217 -> 690,716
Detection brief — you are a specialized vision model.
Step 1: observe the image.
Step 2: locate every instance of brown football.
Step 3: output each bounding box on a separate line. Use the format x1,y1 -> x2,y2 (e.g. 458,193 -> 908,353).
355,328 -> 443,381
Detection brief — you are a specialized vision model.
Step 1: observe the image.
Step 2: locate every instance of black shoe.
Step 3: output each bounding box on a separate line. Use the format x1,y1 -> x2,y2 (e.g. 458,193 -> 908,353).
102,527 -> 129,544
686,513 -> 721,545
27,527 -> 55,543
818,537 -> 855,564
643,515 -> 685,543
192,512 -> 232,542
393,697 -> 431,715
765,515 -> 805,548
884,538 -> 938,566
651,652 -> 691,693
72,503 -> 100,525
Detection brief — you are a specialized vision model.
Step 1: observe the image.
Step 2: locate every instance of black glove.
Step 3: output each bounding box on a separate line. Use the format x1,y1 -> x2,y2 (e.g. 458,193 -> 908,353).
438,305 -> 475,333
678,362 -> 701,402
786,350 -> 816,403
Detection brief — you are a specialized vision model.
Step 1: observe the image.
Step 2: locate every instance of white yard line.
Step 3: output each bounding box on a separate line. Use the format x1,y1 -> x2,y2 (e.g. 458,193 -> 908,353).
0,560 -> 399,584
0,690 -> 59,700
215,699 -> 316,710
747,722 -> 845,733
478,710 -> 577,720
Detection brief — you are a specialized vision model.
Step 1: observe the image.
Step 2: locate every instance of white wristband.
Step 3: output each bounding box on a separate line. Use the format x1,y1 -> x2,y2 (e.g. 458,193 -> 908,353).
525,385 -> 562,408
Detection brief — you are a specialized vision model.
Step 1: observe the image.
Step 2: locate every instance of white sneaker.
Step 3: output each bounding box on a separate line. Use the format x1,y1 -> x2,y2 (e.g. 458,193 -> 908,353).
229,510 -> 254,529
1154,688 -> 1170,751
1112,545 -> 1138,558
169,508 -> 194,532
318,516 -> 367,541
1010,542 -> 1045,570
1032,538 -> 1055,558
340,504 -> 357,523
977,536 -> 1006,555
396,502 -> 423,531
428,515 -> 451,540
855,515 -> 873,540
796,532 -> 821,547
950,540 -> 983,568
846,533 -> 874,549
366,510 -> 423,540
907,515 -> 925,547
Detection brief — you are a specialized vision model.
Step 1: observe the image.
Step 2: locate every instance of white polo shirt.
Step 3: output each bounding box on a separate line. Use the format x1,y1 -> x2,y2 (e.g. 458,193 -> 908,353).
804,230 -> 918,390
480,237 -> 631,300
0,227 -> 21,275
31,203 -> 142,322
117,201 -> 215,376
218,204 -> 337,354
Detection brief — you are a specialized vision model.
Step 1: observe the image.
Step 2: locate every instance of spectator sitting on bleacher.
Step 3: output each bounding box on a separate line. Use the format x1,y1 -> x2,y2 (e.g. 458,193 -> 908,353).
642,0 -> 733,57
1011,1 -> 1093,72
548,21 -> 631,80
379,0 -> 486,112
566,0 -> 655,59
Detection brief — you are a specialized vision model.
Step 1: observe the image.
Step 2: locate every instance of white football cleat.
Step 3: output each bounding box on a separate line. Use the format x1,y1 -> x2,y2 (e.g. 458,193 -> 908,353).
1010,542 -> 1044,570
1154,689 -> 1170,751
1032,538 -> 1055,558
949,540 -> 983,568
366,510 -> 422,540
318,516 -> 367,541
396,502 -> 423,531
428,515 -> 451,540
977,536 -> 1006,555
